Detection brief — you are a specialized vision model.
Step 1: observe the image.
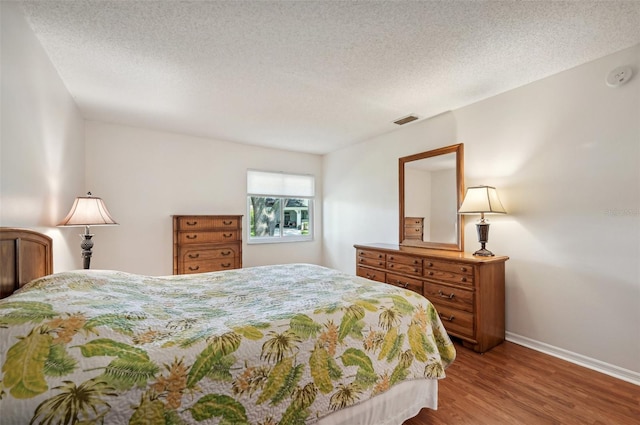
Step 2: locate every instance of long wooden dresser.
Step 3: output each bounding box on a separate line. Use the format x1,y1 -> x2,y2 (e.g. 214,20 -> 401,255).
355,243 -> 508,353
173,215 -> 243,274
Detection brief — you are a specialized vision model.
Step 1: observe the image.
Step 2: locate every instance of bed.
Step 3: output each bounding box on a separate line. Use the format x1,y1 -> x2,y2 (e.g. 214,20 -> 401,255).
0,228 -> 455,424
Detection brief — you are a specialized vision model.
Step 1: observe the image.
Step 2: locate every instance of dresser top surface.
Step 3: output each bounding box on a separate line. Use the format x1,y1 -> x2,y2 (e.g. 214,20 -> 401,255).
354,243 -> 509,263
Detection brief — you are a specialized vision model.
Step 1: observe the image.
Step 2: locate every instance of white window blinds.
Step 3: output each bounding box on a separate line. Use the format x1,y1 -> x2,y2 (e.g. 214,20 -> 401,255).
247,170 -> 315,197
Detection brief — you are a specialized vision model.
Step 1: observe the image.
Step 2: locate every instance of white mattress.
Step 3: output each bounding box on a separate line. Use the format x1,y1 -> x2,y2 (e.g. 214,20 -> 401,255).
317,379 -> 438,425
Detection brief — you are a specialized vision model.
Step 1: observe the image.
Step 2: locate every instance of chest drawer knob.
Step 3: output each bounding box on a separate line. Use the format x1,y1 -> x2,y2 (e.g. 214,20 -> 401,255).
427,262 -> 433,267
460,277 -> 467,283
223,233 -> 233,238
186,234 -> 197,240
427,271 -> 434,276
223,220 -> 233,225
188,253 -> 200,259
460,267 -> 468,272
378,254 -> 383,259
188,265 -> 200,271
186,221 -> 197,226
438,290 -> 455,299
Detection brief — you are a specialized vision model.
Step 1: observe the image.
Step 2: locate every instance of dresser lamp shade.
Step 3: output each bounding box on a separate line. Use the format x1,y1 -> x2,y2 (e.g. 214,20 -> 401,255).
58,192 -> 118,269
458,186 -> 506,257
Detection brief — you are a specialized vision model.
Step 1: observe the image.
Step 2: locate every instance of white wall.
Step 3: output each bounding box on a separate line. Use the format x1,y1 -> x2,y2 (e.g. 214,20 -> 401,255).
0,1 -> 85,271
85,121 -> 323,275
323,45 -> 640,375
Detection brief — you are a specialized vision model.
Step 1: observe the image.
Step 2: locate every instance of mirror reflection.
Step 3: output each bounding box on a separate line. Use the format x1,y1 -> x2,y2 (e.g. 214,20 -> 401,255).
399,144 -> 464,251
404,153 -> 457,243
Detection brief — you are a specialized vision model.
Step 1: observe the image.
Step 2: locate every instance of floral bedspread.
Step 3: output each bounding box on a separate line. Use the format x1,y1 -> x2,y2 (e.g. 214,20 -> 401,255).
0,264 -> 455,424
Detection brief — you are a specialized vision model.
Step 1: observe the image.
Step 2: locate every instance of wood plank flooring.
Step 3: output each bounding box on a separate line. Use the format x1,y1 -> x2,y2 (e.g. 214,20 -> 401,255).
404,341 -> 640,425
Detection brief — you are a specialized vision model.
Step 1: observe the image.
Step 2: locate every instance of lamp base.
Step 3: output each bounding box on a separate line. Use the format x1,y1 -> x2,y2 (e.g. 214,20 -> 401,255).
473,222 -> 494,257
472,247 -> 495,257
80,230 -> 94,270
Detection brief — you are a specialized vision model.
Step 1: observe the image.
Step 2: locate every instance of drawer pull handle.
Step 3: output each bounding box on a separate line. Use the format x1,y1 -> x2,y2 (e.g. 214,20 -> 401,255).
188,253 -> 200,259
221,251 -> 231,256
359,258 -> 365,263
366,274 -> 374,279
460,267 -> 467,272
222,263 -> 231,268
392,281 -> 409,289
186,221 -> 197,226
223,233 -> 233,238
427,262 -> 433,267
427,271 -> 434,276
378,254 -> 383,259
359,252 -> 364,256
188,266 -> 200,271
439,313 -> 455,322
438,290 -> 455,299
186,235 -> 197,240
460,277 -> 467,283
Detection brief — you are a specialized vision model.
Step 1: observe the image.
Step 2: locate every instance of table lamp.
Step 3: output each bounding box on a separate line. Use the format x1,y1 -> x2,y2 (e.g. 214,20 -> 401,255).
58,192 -> 118,269
458,185 -> 506,256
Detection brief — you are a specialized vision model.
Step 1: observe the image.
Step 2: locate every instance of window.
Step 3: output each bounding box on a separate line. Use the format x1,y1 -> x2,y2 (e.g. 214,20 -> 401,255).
247,170 -> 314,243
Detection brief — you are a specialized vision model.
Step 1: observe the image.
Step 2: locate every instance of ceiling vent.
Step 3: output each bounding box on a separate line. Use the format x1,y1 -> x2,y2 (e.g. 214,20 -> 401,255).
393,115 -> 419,125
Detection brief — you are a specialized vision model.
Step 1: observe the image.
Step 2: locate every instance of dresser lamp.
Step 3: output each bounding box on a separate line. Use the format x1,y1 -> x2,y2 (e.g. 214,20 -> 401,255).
458,185 -> 506,257
58,192 -> 118,269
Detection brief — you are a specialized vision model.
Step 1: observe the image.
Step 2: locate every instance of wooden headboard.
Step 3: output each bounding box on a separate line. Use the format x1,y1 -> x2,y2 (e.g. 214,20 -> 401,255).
0,228 -> 53,299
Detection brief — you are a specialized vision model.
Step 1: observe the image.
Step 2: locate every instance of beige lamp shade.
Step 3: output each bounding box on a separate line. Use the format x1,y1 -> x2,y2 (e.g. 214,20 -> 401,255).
58,193 -> 118,226
458,186 -> 506,214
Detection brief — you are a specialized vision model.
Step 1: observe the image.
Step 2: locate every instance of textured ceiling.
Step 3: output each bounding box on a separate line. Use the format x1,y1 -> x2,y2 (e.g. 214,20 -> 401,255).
19,1 -> 640,154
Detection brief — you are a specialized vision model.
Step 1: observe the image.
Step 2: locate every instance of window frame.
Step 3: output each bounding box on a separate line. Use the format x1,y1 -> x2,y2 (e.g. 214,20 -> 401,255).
246,171 -> 315,244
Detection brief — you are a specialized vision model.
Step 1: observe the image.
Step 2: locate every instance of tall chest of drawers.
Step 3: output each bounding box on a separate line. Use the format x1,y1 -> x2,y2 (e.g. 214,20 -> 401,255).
355,243 -> 508,353
173,215 -> 243,274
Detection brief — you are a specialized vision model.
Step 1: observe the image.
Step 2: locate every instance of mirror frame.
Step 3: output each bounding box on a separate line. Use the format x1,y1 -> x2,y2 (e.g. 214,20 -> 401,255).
399,143 -> 464,251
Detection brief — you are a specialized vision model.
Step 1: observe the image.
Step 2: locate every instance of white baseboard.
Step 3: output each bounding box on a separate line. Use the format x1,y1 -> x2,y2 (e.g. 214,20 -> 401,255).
505,332 -> 640,386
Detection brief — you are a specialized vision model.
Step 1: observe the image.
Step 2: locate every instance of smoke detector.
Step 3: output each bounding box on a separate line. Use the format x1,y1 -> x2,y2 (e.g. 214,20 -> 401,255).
606,66 -> 633,88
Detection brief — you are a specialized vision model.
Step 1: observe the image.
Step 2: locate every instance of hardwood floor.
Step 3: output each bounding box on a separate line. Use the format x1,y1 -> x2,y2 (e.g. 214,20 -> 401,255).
404,341 -> 640,425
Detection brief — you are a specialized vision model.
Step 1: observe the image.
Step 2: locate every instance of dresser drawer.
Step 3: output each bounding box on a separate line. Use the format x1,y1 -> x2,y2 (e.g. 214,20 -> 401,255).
387,254 -> 422,267
424,259 -> 473,276
356,266 -> 385,283
182,258 -> 238,274
432,303 -> 474,339
424,260 -> 474,286
404,217 -> 423,226
423,281 -> 474,313
178,231 -> 238,244
387,261 -> 422,276
386,273 -> 423,294
357,249 -> 386,261
176,216 -> 240,230
179,246 -> 239,262
357,256 -> 385,268
403,227 -> 423,239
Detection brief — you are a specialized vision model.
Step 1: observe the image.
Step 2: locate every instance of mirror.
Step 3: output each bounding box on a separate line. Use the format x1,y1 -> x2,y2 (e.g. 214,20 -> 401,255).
399,143 -> 464,251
